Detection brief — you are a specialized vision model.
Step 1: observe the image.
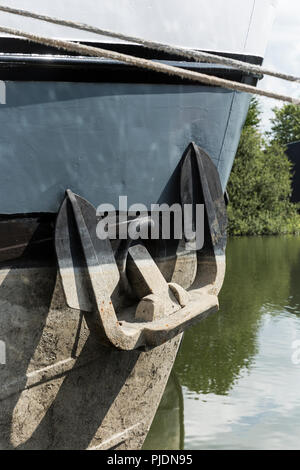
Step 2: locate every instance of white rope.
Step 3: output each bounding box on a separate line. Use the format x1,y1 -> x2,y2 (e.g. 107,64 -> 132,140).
0,3 -> 299,84
0,25 -> 298,105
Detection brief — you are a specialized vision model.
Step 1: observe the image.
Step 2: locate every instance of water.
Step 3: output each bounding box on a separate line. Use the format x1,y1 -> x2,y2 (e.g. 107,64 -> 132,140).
143,236 -> 300,450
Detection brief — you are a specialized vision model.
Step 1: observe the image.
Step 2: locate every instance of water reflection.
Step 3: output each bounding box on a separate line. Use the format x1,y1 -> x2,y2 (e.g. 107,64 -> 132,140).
144,236 -> 300,450
176,236 -> 300,395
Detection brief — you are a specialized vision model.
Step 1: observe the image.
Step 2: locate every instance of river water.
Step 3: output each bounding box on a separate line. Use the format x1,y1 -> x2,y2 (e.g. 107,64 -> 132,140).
143,236 -> 300,450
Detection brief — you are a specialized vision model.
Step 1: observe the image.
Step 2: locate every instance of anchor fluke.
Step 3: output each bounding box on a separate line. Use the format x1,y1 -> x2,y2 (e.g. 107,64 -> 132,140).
54,141 -> 226,350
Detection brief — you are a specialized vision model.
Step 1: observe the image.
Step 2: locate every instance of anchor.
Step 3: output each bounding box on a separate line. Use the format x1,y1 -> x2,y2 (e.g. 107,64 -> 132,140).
55,143 -> 227,351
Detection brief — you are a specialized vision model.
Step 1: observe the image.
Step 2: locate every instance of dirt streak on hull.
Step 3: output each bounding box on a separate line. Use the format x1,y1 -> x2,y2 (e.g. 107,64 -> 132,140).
0,265 -> 181,450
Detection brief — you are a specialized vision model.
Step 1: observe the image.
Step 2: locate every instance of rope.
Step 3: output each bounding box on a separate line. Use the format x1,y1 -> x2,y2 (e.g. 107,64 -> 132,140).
0,3 -> 299,84
0,24 -> 298,105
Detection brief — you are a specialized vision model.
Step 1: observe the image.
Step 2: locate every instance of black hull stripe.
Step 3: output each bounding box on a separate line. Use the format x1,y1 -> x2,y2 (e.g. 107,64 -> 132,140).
0,40 -> 263,84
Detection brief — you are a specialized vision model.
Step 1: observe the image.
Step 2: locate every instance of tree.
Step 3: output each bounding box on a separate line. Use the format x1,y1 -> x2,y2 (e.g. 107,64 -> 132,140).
227,99 -> 300,236
268,103 -> 300,145
244,97 -> 261,129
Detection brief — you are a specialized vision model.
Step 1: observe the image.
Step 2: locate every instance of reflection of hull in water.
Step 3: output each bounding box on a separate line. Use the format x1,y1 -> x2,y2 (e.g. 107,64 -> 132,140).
286,141 -> 300,203
143,372 -> 184,450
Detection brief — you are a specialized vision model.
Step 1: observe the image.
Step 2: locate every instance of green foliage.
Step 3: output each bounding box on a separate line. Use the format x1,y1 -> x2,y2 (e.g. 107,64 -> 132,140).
227,99 -> 300,236
268,103 -> 300,145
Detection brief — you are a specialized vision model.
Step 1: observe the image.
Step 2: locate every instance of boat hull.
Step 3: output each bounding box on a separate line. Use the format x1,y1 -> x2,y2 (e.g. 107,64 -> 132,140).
0,80 -> 251,214
143,372 -> 184,450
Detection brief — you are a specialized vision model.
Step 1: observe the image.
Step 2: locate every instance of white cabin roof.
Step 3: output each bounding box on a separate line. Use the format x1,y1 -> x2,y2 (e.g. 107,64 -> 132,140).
0,0 -> 277,57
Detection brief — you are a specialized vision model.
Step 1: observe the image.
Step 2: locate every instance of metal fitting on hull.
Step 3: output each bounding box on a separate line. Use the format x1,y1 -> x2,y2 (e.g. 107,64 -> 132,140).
55,143 -> 227,350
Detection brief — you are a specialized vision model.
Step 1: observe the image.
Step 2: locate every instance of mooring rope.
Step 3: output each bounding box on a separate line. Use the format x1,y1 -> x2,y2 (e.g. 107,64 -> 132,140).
0,24 -> 298,105
0,3 -> 299,85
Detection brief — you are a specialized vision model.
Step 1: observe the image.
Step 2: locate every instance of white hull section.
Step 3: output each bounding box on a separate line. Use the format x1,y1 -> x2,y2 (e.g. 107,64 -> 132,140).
0,0 -> 277,57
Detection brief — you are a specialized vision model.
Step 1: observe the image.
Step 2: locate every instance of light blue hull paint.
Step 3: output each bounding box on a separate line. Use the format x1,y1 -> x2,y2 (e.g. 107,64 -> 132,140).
0,81 -> 250,214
